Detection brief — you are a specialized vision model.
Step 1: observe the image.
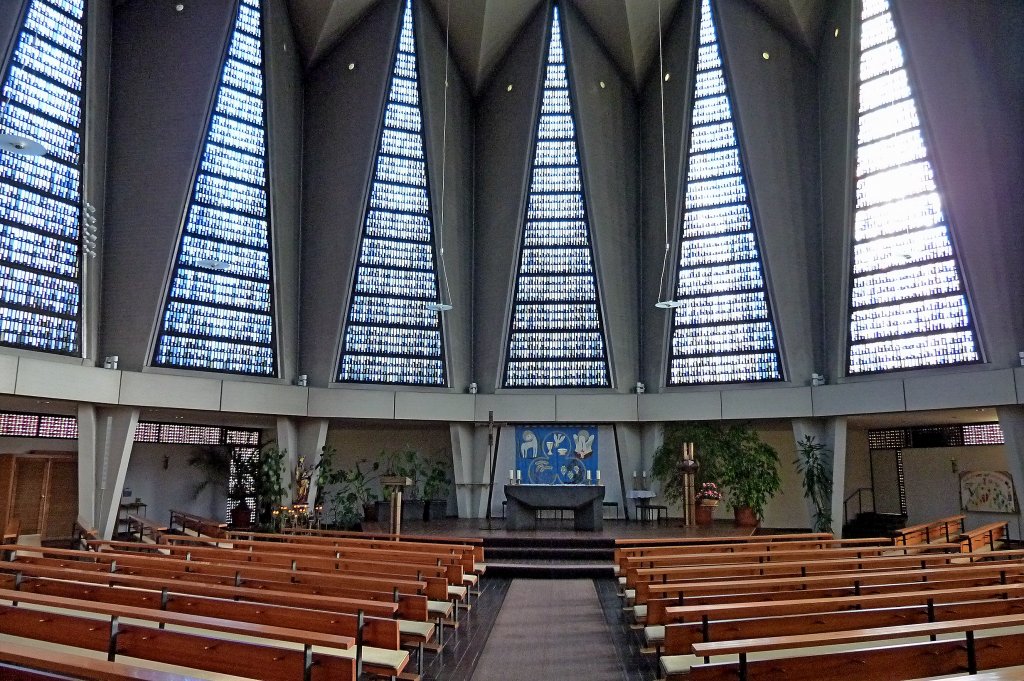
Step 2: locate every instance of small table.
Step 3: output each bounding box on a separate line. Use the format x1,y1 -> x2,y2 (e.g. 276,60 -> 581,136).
504,484 -> 605,531
628,490 -> 666,522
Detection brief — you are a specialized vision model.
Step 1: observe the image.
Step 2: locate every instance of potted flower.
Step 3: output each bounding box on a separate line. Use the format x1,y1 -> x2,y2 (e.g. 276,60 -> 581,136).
695,482 -> 721,525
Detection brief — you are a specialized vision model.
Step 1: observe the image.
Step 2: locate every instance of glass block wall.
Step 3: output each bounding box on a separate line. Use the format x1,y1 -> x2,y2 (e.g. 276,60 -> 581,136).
0,0 -> 86,354
152,0 -> 277,376
666,0 -> 782,385
336,0 -> 446,386
502,5 -> 610,388
847,0 -> 979,374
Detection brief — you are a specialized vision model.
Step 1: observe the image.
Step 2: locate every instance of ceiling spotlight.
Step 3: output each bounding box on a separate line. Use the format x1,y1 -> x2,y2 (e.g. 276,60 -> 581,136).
506,83 -> 513,92
348,62 -> 356,70
762,51 -> 770,60
0,133 -> 47,157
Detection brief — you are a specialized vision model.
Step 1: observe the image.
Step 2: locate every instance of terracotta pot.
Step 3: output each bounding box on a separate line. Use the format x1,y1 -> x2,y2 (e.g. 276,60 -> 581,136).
695,504 -> 714,526
733,505 -> 759,527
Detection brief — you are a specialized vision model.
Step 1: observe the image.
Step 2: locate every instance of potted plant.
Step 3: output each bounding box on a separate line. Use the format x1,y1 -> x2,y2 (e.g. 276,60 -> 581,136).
422,459 -> 451,521
795,435 -> 833,533
722,427 -> 782,526
380,447 -> 426,522
255,444 -> 287,530
695,481 -> 722,525
188,444 -> 254,527
651,423 -> 734,506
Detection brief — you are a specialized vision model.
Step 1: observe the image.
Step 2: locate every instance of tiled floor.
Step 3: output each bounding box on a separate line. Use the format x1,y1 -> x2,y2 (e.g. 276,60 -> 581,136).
420,576 -> 657,681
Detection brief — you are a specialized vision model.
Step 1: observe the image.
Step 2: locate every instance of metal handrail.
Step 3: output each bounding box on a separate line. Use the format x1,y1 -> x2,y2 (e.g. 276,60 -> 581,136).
843,487 -> 874,524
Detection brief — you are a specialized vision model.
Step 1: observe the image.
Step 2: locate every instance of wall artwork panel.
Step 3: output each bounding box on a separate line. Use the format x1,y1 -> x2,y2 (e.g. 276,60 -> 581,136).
514,424 -> 597,485
959,470 -> 1018,514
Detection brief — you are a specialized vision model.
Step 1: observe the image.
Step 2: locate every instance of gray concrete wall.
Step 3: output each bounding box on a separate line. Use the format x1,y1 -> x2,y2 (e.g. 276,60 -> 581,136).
300,0 -> 401,386
101,0 -> 236,372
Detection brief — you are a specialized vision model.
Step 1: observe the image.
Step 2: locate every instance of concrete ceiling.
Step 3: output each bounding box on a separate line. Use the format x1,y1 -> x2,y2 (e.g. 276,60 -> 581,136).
285,0 -> 831,92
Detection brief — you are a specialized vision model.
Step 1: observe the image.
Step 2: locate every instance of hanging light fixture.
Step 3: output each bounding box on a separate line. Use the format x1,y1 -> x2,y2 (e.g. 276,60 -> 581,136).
654,0 -> 684,310
426,0 -> 455,313
0,133 -> 47,157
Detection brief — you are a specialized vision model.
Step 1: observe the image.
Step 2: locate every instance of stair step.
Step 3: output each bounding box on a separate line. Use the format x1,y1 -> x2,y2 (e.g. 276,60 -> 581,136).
486,546 -> 611,561
485,560 -> 615,579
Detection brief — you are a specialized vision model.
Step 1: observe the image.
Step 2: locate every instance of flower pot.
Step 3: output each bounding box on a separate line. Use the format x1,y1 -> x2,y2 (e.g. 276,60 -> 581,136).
402,499 -> 425,522
424,499 -> 447,521
734,505 -> 759,527
695,504 -> 714,525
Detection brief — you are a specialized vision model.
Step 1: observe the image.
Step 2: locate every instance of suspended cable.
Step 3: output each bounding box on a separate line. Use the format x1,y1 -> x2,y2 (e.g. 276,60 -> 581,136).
655,0 -> 682,309
427,0 -> 455,312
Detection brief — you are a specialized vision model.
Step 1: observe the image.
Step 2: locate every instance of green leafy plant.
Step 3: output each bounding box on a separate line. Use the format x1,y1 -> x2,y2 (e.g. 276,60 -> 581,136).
256,444 -> 287,528
382,446 -> 428,500
652,422 -> 733,505
724,428 -> 782,521
423,459 -> 451,501
795,435 -> 833,533
187,444 -> 232,500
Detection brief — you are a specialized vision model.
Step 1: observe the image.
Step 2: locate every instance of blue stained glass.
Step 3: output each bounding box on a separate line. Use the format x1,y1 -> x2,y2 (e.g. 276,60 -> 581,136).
502,5 -> 610,388
152,0 -> 276,376
336,0 -> 447,386
667,0 -> 782,385
846,0 -> 979,374
0,0 -> 86,355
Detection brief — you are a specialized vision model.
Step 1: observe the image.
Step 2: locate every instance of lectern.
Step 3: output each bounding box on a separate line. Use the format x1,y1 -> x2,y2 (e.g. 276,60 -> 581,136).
380,476 -> 412,535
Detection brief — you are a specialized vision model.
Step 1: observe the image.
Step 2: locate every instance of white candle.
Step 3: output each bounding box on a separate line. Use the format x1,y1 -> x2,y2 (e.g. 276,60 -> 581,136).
597,470 -> 601,481
509,469 -> 514,481
516,470 -> 521,482
642,470 -> 647,477
586,470 -> 592,482
633,471 -> 637,478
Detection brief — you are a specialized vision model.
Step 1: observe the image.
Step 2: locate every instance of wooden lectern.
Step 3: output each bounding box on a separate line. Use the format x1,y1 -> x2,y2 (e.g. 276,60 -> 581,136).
380,476 -> 412,535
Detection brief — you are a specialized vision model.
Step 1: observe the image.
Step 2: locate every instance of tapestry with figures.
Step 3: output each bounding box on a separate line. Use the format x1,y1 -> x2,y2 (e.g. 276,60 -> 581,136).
515,425 -> 598,485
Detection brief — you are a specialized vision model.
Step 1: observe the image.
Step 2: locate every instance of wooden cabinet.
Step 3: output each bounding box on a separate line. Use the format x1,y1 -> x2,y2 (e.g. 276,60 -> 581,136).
0,452 -> 77,542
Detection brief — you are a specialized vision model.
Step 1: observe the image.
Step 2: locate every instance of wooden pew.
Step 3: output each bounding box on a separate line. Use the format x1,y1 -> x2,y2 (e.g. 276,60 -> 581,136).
168,510 -> 227,538
2,567 -> 414,679
687,613 -> 1024,681
659,588 -> 1024,675
961,521 -> 1011,553
0,587 -> 357,680
894,515 -> 966,547
909,666 -> 1024,680
638,561 -> 1024,607
0,639 -> 199,681
280,527 -> 486,565
614,532 -> 835,548
124,514 -> 167,544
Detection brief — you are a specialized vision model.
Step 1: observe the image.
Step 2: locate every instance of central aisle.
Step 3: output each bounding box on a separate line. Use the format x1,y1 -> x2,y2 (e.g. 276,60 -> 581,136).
470,579 -> 625,681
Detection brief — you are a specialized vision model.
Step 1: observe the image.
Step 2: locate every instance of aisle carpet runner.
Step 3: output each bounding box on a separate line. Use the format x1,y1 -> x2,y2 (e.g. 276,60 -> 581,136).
470,579 -> 625,681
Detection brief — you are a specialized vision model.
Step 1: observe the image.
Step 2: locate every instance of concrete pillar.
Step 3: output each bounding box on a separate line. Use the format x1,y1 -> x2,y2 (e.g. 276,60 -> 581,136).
994,406 -> 1024,541
450,423 -> 484,518
792,417 -> 847,536
78,405 -> 139,538
275,417 -> 328,505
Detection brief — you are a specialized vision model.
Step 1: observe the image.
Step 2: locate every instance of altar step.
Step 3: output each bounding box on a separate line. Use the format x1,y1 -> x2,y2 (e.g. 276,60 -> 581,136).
483,537 -> 616,579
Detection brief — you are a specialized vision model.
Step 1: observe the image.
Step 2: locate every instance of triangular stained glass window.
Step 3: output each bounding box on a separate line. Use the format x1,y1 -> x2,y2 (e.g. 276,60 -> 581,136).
502,5 -> 610,388
152,0 -> 276,376
336,0 -> 447,386
846,0 -> 979,374
666,0 -> 782,385
0,0 -> 87,354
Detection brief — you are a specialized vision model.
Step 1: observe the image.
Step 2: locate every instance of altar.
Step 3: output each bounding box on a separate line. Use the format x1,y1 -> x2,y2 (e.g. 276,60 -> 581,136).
504,484 -> 605,531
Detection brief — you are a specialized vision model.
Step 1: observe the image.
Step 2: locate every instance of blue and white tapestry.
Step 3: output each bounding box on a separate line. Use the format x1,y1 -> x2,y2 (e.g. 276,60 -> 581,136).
515,425 -> 598,485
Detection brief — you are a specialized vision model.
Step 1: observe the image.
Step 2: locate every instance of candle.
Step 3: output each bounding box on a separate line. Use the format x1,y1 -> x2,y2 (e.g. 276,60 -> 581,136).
633,471 -> 637,478
516,470 -> 521,482
597,470 -> 601,482
509,469 -> 514,482
586,470 -> 592,482
642,470 -> 647,477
